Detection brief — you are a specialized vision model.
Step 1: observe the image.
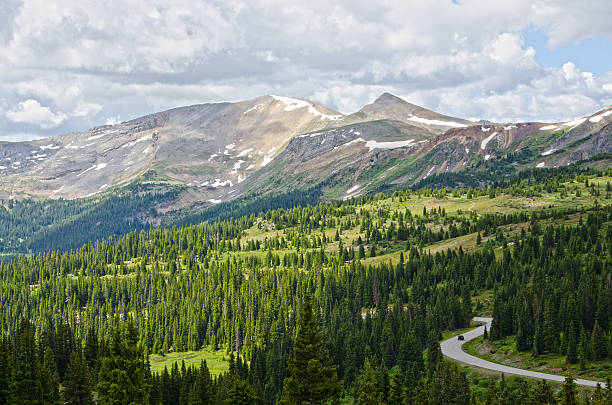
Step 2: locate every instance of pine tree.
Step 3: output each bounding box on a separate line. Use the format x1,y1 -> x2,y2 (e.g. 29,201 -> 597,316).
591,321 -> 607,360
188,360 -> 212,405
387,367 -> 405,405
97,323 -> 150,405
543,302 -> 560,353
0,335 -> 13,405
62,346 -> 93,405
566,325 -> 578,364
225,377 -> 259,405
461,286 -> 472,327
426,330 -> 441,377
559,369 -> 579,405
83,325 -> 99,383
533,317 -> 544,356
592,383 -> 604,405
357,358 -> 381,405
369,244 -> 377,258
530,379 -> 556,405
516,293 -> 534,351
280,293 -> 340,405
396,331 -> 423,374
578,327 -> 589,370
12,319 -> 42,405
41,346 -> 61,405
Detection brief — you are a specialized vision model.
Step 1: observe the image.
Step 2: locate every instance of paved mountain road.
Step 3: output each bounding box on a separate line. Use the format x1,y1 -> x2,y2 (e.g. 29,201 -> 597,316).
440,317 -> 601,387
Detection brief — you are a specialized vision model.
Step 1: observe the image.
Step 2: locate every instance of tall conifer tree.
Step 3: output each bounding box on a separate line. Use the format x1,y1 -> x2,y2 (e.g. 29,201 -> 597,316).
280,293 -> 339,405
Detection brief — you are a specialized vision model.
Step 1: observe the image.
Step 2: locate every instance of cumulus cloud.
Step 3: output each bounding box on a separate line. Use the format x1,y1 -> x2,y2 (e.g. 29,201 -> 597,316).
0,0 -> 611,140
6,99 -> 66,128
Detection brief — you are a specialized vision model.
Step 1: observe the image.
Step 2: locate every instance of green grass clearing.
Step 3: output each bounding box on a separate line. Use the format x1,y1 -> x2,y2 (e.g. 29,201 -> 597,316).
149,347 -> 230,375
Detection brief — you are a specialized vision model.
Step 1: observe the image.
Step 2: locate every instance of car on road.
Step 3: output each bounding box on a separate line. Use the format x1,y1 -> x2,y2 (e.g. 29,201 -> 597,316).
458,335 -> 464,341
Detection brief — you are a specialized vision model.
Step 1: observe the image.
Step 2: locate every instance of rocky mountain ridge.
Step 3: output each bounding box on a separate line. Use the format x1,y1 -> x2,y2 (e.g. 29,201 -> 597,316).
1,93 -> 611,207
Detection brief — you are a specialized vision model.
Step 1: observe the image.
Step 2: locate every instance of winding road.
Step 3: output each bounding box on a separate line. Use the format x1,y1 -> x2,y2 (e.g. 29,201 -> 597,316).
440,317 -> 601,387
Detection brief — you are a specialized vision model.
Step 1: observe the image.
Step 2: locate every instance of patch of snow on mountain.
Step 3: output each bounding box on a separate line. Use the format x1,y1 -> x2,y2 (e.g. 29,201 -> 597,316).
346,185 -> 360,194
541,149 -> 555,156
270,95 -> 342,120
335,137 -> 416,151
210,179 -> 233,188
237,148 -> 253,157
480,132 -> 498,150
40,144 -> 60,150
52,185 -> 64,194
261,155 -> 274,167
208,199 -> 222,204
87,133 -> 107,141
481,127 -> 491,132
465,147 -> 469,154
243,104 -> 263,114
364,139 -> 416,151
77,163 -> 106,178
540,124 -> 558,130
99,184 -> 108,190
0,166 -> 6,170
564,117 -> 587,128
589,110 -> 612,123
77,165 -> 95,177
333,138 -> 364,150
246,164 -> 255,170
208,153 -> 218,162
536,162 -> 545,168
231,160 -> 245,173
484,154 -> 491,161
122,133 -> 153,148
226,143 -> 236,150
407,115 -> 467,128
504,125 -> 517,130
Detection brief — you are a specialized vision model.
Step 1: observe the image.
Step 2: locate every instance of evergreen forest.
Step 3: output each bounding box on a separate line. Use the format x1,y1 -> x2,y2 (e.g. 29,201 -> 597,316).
1,169 -> 612,404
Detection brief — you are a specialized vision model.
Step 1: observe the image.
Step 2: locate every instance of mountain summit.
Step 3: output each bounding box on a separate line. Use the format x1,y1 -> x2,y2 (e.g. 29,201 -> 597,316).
357,93 -> 472,134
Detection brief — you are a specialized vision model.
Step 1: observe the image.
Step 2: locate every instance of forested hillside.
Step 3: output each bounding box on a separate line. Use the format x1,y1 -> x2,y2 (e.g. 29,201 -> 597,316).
1,170 -> 612,404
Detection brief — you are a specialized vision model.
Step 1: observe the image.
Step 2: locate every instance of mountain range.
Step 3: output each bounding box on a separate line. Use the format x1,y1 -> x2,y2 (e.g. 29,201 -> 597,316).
1,92 -> 611,231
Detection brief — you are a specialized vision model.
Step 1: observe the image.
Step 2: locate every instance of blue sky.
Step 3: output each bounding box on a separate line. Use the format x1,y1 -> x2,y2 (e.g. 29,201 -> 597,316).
0,0 -> 611,141
524,29 -> 612,75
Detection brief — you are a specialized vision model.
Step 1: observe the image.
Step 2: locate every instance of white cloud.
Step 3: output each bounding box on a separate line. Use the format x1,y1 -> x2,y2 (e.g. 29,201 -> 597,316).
1,0 -> 242,74
6,99 -> 66,128
0,0 -> 611,140
487,33 -> 537,67
530,0 -> 612,47
72,101 -> 102,117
